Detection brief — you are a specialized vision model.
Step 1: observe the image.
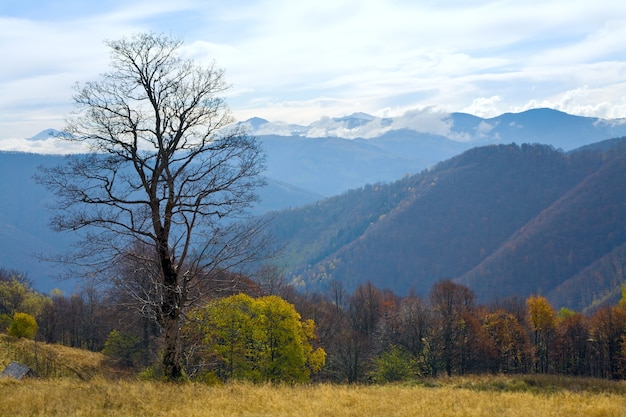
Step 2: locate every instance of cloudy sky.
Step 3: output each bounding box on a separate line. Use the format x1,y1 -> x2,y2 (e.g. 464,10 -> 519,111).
1,0 -> 626,150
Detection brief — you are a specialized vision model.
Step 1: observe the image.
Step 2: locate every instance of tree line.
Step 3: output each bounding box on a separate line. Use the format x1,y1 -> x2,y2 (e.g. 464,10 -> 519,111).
3,266 -> 626,382
281,278 -> 626,382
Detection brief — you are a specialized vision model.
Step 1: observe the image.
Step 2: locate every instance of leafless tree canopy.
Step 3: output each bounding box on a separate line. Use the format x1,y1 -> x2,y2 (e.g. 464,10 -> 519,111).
37,33 -> 267,379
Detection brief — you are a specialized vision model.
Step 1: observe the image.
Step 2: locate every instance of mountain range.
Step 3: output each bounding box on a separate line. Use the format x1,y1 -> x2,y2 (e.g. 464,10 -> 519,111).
1,107 -> 626,304
252,108 -> 626,196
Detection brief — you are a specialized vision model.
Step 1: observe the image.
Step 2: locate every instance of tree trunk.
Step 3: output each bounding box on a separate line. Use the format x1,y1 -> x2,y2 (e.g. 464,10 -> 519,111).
160,250 -> 184,380
162,313 -> 183,380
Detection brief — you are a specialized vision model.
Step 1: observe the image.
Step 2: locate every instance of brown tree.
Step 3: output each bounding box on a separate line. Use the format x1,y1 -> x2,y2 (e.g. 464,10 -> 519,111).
393,295 -> 432,374
481,309 -> 530,373
349,281 -> 383,337
37,33 -> 266,379
38,290 -> 110,350
552,311 -> 589,376
429,279 -> 476,376
588,304 -> 626,378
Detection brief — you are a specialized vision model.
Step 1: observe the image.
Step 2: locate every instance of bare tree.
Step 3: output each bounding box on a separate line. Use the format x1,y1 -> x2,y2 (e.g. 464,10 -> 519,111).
429,279 -> 476,376
37,33 -> 267,379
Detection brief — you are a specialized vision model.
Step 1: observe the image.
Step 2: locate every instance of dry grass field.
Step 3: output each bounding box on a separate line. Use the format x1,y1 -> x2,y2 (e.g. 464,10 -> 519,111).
0,333 -> 117,380
2,377 -> 626,417
2,334 -> 626,416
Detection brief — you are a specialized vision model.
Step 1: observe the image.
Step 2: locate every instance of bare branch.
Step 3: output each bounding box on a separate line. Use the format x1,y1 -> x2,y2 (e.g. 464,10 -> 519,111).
36,32 -> 268,380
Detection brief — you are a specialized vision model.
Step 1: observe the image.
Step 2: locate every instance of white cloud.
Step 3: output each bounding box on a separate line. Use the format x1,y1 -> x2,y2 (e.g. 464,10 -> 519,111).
389,108 -> 453,137
475,121 -> 498,139
517,85 -> 626,120
0,137 -> 88,154
304,114 -> 390,139
233,96 -> 365,126
462,96 -> 503,119
529,19 -> 626,67
2,0 -> 626,142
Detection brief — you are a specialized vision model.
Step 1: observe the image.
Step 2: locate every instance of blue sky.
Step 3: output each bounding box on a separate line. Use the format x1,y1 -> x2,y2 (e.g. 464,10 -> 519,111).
1,0 -> 626,149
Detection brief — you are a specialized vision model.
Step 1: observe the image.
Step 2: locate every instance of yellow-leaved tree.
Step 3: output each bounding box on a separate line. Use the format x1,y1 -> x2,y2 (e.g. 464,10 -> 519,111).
526,294 -> 556,373
183,294 -> 325,383
7,312 -> 38,339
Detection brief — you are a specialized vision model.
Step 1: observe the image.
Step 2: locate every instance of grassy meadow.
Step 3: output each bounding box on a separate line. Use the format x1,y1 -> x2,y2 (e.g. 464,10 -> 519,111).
2,376 -> 626,417
2,334 -> 626,416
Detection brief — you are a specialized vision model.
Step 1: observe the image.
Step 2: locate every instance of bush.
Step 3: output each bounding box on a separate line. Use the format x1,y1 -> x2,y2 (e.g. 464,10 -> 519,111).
7,312 -> 38,339
371,345 -> 418,383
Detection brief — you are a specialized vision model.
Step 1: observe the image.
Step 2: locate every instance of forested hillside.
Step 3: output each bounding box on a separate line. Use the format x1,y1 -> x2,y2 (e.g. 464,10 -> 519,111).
267,139 -> 626,311
458,148 -> 626,309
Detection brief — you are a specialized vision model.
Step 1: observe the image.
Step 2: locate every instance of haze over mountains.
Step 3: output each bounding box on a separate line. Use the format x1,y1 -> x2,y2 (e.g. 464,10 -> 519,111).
1,108 -> 625,307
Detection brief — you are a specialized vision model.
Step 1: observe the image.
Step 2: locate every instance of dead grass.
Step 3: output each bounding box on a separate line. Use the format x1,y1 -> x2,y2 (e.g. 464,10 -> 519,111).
0,333 -> 119,379
1,378 -> 626,417
2,336 -> 626,416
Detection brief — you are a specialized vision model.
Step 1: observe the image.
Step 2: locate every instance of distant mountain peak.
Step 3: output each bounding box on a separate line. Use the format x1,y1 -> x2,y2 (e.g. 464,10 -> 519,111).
21,108 -> 626,154
333,112 -> 376,122
243,117 -> 270,128
28,129 -> 71,141
236,117 -> 272,133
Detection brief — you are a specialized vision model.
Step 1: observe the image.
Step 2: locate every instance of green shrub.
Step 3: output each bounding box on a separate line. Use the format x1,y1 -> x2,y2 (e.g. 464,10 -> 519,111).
371,345 -> 418,383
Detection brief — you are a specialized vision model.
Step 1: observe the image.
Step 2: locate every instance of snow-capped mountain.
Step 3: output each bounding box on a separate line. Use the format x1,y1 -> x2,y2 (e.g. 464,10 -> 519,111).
241,108 -> 626,148
242,108 -> 626,196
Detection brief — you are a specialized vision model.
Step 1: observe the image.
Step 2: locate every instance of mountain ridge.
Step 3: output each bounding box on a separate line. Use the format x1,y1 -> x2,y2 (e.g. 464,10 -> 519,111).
251,108 -> 626,196
266,139 -> 626,312
240,108 -> 626,146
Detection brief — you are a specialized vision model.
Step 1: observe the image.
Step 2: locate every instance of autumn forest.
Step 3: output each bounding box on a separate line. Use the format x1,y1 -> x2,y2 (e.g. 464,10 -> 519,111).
3,266 -> 626,383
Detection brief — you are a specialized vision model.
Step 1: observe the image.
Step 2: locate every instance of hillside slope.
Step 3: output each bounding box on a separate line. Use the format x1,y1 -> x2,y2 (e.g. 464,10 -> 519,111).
268,140 -> 626,310
457,151 -> 626,308
0,333 -> 116,379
